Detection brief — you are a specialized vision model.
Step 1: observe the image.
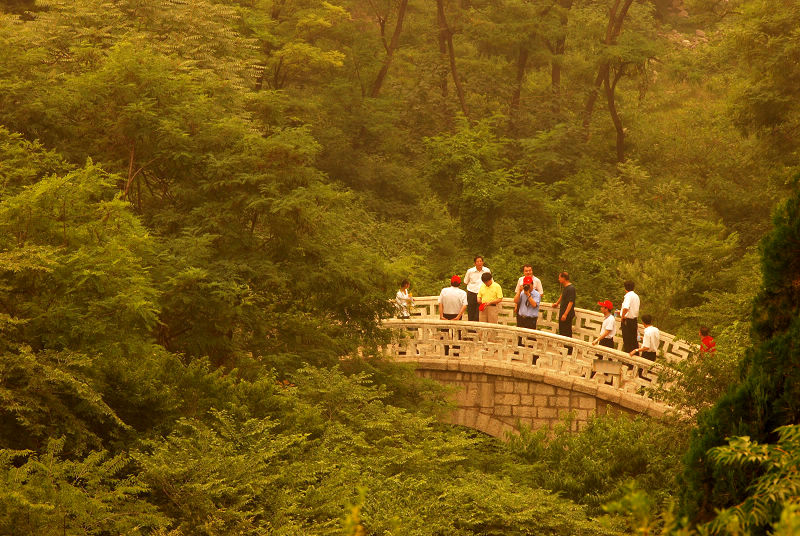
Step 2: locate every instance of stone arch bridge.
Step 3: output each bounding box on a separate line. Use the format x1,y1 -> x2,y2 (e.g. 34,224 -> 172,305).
382,298 -> 692,438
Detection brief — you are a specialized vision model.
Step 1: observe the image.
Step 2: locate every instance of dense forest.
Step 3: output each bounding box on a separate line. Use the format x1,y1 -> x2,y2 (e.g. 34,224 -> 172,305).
0,0 -> 799,534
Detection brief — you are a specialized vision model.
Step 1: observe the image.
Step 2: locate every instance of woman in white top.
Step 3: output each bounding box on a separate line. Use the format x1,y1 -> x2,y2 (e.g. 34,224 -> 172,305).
592,300 -> 617,348
395,279 -> 413,319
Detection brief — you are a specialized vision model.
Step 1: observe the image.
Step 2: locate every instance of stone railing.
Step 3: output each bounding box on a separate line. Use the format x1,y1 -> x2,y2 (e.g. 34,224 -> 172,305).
383,318 -> 671,397
404,296 -> 692,364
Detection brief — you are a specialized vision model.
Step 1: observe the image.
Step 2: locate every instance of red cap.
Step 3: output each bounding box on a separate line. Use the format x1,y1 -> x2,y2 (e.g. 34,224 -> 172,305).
597,300 -> 613,310
523,276 -> 533,285
451,275 -> 461,284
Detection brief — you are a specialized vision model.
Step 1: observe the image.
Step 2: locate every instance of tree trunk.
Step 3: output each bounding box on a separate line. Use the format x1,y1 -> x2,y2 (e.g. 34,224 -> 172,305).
436,1 -> 448,98
604,68 -> 625,162
370,0 -> 409,98
582,0 -> 634,127
438,0 -> 468,118
551,0 -> 573,95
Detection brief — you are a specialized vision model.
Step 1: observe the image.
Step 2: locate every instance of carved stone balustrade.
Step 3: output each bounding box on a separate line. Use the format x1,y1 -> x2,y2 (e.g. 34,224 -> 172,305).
405,297 -> 692,363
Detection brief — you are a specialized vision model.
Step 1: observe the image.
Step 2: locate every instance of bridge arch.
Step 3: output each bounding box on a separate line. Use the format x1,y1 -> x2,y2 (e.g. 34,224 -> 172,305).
383,317 -> 675,438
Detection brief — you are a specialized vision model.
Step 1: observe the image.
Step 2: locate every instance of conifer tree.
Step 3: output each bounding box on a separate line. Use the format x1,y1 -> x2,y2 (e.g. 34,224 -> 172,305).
680,177 -> 800,526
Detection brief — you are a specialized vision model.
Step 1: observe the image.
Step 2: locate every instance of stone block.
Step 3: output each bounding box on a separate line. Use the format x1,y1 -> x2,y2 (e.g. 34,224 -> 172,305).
462,409 -> 479,428
534,395 -> 549,407
497,393 -> 520,405
486,418 -> 504,438
511,365 -> 545,382
418,359 -> 448,370
479,383 -> 494,405
496,380 -> 515,393
495,405 -> 513,417
572,379 -> 599,396
513,383 -> 529,395
475,412 -> 491,432
554,396 -> 571,408
513,406 -> 536,418
556,388 -> 571,396
543,373 -> 574,390
531,383 -> 556,395
533,419 -> 552,430
538,407 -> 558,419
519,394 -> 534,406
446,360 -> 461,371
558,408 -> 573,418
483,363 -> 507,377
597,384 -> 622,405
458,361 -> 485,374
578,396 -> 597,409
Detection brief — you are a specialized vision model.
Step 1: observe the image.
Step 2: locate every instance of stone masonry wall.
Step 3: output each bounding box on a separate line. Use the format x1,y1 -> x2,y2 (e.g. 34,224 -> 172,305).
416,368 -> 637,439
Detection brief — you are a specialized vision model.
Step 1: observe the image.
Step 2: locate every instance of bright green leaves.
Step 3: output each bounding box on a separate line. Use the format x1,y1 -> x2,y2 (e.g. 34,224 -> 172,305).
0,439 -> 169,535
0,161 -> 159,355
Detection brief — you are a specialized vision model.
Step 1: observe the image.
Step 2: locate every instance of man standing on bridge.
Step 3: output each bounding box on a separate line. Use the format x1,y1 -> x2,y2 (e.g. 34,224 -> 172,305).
514,275 -> 541,330
438,275 -> 468,320
463,256 -> 491,321
620,280 -> 640,353
514,264 -> 544,316
477,272 -> 503,323
553,271 -> 576,338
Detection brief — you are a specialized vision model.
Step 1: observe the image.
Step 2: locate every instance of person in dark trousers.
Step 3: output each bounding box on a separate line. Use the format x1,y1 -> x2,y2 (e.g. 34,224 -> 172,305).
514,275 -> 541,330
592,300 -> 616,348
463,255 -> 490,322
620,280 -> 640,353
630,314 -> 659,361
553,271 -> 576,338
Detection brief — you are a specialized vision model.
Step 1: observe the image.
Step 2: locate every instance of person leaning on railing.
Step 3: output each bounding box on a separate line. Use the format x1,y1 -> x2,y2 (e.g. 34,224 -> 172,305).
629,314 -> 659,361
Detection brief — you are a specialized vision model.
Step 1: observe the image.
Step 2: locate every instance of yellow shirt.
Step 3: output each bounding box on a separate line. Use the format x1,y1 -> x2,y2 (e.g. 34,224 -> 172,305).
478,281 -> 503,304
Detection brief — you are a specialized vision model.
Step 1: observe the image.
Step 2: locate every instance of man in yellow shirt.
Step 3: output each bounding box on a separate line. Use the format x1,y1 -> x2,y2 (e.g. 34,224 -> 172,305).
477,272 -> 503,323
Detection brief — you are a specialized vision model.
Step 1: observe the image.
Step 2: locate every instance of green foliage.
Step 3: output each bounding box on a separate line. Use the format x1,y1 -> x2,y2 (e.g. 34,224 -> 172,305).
0,0 -> 797,533
507,413 -> 690,513
0,438 -> 168,535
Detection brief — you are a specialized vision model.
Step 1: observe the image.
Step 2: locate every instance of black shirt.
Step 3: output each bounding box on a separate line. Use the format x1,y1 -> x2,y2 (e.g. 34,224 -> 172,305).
560,284 -> 576,319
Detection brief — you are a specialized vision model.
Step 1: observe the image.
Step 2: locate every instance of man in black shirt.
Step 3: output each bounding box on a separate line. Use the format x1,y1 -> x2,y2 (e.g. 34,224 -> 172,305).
553,271 -> 576,338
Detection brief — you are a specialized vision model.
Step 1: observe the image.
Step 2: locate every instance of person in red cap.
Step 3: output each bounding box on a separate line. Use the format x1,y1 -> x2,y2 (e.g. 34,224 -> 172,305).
514,275 -> 541,330
592,300 -> 616,348
438,275 -> 468,320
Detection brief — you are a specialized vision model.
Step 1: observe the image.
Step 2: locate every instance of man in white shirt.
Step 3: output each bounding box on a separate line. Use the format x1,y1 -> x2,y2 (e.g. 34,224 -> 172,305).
630,314 -> 659,361
592,300 -> 616,348
463,256 -> 490,321
513,264 -> 544,315
620,280 -> 641,352
438,275 -> 468,320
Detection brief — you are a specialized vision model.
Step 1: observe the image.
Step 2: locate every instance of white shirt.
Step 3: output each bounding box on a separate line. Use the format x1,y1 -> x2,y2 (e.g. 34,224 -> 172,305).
464,266 -> 491,293
601,314 -> 616,339
396,289 -> 412,317
621,291 -> 640,319
438,286 -> 468,315
642,325 -> 660,351
514,276 -> 544,296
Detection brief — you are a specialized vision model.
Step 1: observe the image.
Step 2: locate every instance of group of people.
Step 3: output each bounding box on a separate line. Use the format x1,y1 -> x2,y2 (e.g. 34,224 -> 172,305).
396,255 -> 716,361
